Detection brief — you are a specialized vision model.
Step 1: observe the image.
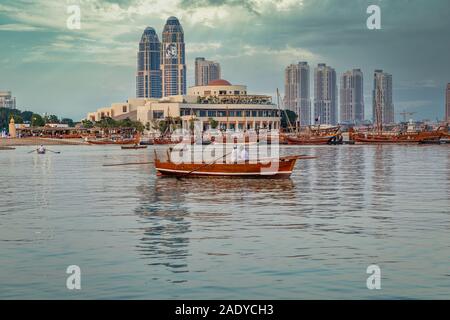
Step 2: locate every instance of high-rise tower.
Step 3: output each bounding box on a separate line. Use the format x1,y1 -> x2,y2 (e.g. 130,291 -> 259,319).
446,83 -> 450,123
314,63 -> 337,125
372,70 -> 394,125
284,62 -> 311,126
136,27 -> 162,98
161,16 -> 186,97
195,57 -> 221,86
340,69 -> 364,124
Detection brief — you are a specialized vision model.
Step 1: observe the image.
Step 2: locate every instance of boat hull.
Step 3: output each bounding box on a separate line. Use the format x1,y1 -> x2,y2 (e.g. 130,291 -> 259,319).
155,157 -> 300,178
286,135 -> 335,145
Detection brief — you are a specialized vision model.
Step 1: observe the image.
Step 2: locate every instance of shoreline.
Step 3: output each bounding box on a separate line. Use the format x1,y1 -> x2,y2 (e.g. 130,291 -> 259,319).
0,137 -> 88,146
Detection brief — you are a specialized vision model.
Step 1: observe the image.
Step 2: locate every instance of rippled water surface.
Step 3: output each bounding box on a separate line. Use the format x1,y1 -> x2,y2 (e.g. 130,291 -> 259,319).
0,145 -> 449,299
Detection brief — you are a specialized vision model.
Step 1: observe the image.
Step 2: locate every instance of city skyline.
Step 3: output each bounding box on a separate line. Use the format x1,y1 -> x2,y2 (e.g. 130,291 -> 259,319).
0,0 -> 449,121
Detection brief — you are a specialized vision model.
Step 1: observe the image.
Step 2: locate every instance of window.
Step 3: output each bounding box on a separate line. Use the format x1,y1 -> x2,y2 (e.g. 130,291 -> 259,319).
123,106 -> 127,113
234,91 -> 240,95
217,110 -> 227,117
219,90 -> 227,95
153,111 -> 164,119
208,110 -> 216,117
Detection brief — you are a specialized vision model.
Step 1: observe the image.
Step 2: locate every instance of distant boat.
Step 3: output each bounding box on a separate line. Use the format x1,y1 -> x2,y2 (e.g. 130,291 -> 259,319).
87,138 -> 138,145
121,145 -> 147,150
0,146 -> 15,151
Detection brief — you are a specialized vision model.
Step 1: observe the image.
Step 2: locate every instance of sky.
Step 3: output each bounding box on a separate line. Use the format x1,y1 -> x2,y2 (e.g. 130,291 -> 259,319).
0,0 -> 449,121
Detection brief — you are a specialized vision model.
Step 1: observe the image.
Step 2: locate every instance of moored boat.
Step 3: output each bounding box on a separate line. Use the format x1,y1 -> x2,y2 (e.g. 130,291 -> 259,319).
121,145 -> 148,150
154,154 -> 315,178
286,135 -> 338,145
87,138 -> 138,145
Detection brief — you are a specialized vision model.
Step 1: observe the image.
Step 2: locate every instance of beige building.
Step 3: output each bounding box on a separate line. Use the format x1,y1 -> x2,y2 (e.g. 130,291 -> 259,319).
87,79 -> 280,131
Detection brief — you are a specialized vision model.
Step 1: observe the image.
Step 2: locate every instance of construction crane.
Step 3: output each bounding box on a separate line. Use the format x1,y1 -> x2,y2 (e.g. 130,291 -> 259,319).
398,110 -> 417,123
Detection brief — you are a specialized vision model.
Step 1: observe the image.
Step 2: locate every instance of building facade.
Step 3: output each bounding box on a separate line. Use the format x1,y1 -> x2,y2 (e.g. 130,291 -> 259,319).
340,69 -> 364,124
87,79 -> 280,132
284,62 -> 311,126
372,70 -> 394,125
161,16 -> 186,97
314,64 -> 337,125
0,91 -> 16,109
195,57 -> 221,86
136,27 -> 162,98
446,83 -> 450,123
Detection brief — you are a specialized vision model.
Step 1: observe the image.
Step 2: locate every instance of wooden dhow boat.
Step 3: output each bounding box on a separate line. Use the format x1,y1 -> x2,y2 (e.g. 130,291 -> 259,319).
121,145 -> 148,150
87,137 -> 139,145
154,152 -> 315,178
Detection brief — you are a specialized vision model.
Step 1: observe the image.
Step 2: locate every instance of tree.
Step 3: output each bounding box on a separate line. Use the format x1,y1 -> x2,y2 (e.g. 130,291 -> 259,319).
44,114 -> 60,124
209,117 -> 219,129
281,110 -> 297,130
21,111 -> 33,122
81,119 -> 94,128
31,114 -> 45,127
12,114 -> 24,124
61,118 -> 75,127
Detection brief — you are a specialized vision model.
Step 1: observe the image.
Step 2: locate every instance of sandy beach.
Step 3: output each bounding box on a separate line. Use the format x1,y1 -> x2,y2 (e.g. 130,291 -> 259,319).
0,137 -> 87,146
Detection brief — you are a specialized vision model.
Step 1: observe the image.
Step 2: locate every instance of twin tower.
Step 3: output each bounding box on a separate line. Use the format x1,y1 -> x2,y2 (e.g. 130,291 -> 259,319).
136,17 -> 186,99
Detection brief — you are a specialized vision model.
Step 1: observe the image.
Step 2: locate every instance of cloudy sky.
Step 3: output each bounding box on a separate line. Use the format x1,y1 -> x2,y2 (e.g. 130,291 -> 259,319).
0,0 -> 449,121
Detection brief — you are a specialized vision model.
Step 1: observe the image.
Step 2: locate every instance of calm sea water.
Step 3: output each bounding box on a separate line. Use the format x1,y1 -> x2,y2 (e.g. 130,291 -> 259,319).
0,144 -> 449,299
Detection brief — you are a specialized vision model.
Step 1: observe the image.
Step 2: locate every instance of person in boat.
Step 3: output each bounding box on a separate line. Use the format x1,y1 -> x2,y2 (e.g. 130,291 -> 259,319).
239,145 -> 249,162
230,145 -> 239,164
38,145 -> 45,153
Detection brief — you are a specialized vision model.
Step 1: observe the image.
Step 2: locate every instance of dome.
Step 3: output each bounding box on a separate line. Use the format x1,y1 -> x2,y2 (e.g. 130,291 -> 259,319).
167,16 -> 180,24
141,27 -> 159,42
207,79 -> 232,86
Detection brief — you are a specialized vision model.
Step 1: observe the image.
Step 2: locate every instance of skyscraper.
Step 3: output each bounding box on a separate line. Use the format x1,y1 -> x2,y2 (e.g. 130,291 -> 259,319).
136,27 -> 162,98
372,70 -> 394,125
195,57 -> 221,86
0,91 -> 16,109
446,83 -> 450,122
314,63 -> 337,125
340,69 -> 364,124
161,16 -> 186,97
284,62 -> 311,126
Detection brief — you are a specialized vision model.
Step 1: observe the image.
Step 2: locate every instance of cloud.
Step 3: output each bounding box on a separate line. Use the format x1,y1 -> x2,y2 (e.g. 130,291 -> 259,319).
0,23 -> 42,32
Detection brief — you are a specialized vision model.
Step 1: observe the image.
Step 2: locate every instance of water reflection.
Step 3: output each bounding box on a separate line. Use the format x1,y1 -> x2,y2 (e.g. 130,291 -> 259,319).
134,179 -> 191,276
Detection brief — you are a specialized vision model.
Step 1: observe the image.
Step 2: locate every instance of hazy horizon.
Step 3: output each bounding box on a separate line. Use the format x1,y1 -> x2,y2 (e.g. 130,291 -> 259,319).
0,0 -> 449,121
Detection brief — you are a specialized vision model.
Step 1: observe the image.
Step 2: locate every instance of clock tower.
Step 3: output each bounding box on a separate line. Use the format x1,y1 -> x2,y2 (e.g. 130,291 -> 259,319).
161,16 -> 186,97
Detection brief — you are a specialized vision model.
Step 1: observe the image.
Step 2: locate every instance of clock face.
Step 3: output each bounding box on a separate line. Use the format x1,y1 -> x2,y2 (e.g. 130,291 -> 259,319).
165,43 -> 177,59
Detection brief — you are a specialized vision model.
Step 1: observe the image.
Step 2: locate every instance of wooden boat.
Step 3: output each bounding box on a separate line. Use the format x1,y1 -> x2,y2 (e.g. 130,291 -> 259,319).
37,149 -> 46,154
286,135 -> 339,145
0,146 -> 16,151
153,137 -> 182,145
121,145 -> 148,150
87,138 -> 138,145
352,131 -> 444,144
154,154 -> 314,178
